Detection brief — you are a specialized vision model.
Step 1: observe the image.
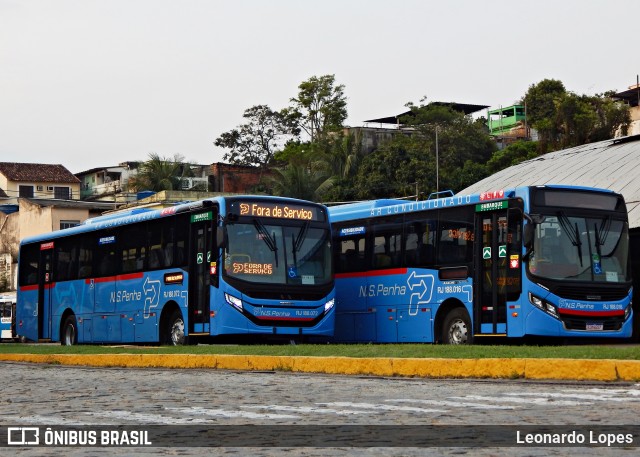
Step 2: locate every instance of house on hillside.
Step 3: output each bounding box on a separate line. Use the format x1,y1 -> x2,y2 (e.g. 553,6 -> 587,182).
0,162 -> 81,204
76,162 -> 140,202
0,162 -> 113,291
0,197 -> 115,292
76,162 -> 213,202
613,83 -> 640,136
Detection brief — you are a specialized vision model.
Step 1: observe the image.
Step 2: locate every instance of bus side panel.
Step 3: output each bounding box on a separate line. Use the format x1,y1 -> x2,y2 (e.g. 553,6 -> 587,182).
397,305 -> 433,342
16,287 -> 38,342
367,269 -> 438,343
80,279 -> 95,342
125,271 -> 164,343
115,272 -> 146,343
335,269 -> 438,343
504,295 -> 526,338
334,273 -> 375,342
127,270 -> 187,343
50,279 -> 93,342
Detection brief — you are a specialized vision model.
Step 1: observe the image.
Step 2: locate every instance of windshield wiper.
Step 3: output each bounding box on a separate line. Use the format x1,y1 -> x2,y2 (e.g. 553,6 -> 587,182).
290,222 -> 310,271
293,222 -> 309,253
596,216 -> 611,246
558,211 -> 583,267
253,219 -> 279,267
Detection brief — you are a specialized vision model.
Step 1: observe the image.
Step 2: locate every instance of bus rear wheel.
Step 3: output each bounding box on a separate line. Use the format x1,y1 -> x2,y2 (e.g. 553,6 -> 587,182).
442,308 -> 471,344
165,311 -> 185,346
61,315 -> 78,346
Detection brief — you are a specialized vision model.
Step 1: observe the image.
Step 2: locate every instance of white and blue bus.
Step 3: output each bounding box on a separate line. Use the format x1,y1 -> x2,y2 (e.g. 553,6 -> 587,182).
329,185 -> 632,343
0,294 -> 16,341
17,196 -> 334,345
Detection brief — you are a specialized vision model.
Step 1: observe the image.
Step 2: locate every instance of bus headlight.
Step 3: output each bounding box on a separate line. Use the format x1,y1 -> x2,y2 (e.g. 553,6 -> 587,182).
225,293 -> 243,311
529,292 -> 559,318
529,293 -> 543,309
324,298 -> 335,313
625,305 -> 631,320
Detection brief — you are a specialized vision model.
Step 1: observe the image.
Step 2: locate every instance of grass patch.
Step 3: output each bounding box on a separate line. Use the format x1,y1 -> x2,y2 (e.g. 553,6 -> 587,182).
0,342 -> 638,360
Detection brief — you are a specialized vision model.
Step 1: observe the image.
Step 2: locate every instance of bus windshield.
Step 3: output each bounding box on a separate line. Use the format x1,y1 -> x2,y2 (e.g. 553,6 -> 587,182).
528,214 -> 629,283
224,220 -> 332,286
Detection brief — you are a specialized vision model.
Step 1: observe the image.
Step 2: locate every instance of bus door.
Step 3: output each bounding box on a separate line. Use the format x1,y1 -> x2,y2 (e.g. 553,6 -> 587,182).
474,205 -> 522,337
37,244 -> 54,340
474,205 -> 511,336
188,209 -> 216,335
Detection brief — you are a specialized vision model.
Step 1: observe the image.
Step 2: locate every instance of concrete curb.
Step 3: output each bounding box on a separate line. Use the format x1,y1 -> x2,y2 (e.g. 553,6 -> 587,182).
1,353 -> 639,381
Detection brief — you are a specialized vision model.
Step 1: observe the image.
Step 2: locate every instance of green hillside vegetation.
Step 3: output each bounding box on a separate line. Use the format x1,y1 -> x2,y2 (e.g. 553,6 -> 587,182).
214,76 -> 631,201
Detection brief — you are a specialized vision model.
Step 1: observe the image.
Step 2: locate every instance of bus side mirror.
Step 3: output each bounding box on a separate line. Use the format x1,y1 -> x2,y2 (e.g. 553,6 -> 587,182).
524,224 -> 534,248
216,227 -> 224,249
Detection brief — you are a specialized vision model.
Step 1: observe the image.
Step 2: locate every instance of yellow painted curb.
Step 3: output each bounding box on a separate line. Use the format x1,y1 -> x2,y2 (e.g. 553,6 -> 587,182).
1,353 -> 639,381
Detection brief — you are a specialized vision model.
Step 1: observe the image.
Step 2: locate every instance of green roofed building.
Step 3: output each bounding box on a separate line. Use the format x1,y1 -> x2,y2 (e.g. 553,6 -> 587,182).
487,105 -> 528,138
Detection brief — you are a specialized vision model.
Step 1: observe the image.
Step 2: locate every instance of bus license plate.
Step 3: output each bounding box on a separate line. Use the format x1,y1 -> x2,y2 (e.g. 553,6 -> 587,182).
586,322 -> 604,331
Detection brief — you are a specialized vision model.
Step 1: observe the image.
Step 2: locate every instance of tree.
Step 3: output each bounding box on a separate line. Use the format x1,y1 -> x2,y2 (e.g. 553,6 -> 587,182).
128,153 -> 191,192
590,92 -> 631,141
345,101 -> 496,200
523,79 -> 566,149
288,75 -> 348,142
522,79 -> 630,151
523,79 -> 566,126
266,158 -> 331,201
214,105 -> 299,167
555,93 -> 597,148
351,134 -> 421,199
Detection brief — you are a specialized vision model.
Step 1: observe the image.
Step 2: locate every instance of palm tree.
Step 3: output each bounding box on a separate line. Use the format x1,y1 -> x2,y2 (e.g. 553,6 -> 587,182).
266,159 -> 331,202
128,153 -> 191,192
310,131 -> 364,202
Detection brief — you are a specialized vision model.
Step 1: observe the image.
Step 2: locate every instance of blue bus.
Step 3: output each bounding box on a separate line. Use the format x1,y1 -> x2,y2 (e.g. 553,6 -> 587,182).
329,185 -> 632,343
17,196 -> 334,345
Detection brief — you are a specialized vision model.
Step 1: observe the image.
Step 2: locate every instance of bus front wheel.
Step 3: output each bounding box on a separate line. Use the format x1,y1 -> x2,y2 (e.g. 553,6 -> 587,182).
61,315 -> 78,346
165,311 -> 185,346
442,308 -> 471,344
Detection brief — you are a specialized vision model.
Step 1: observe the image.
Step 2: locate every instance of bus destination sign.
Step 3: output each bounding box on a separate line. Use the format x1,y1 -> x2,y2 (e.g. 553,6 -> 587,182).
235,202 -> 320,221
475,200 -> 508,212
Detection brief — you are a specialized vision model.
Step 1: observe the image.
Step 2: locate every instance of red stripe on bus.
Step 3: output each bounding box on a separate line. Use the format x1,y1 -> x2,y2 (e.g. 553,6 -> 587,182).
117,272 -> 145,281
335,268 -> 408,279
19,283 -> 56,291
90,276 -> 117,283
255,316 -> 315,322
86,272 -> 144,284
558,309 -> 625,317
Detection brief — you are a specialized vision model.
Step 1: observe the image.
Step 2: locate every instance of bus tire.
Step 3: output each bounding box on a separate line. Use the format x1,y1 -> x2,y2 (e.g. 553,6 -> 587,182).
442,308 -> 471,345
165,310 -> 185,346
61,315 -> 78,346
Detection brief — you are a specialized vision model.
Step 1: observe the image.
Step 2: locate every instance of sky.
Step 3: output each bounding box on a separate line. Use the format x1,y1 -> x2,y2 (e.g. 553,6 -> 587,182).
1,0 -> 639,174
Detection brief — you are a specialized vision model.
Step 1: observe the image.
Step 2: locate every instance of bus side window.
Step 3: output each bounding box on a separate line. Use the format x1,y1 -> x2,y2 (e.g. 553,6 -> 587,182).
371,217 -> 402,269
404,220 -> 436,268
98,252 -> 116,276
437,207 -> 474,267
148,246 -> 165,269
18,244 -> 39,286
337,237 -> 365,273
77,236 -> 93,279
55,239 -> 75,282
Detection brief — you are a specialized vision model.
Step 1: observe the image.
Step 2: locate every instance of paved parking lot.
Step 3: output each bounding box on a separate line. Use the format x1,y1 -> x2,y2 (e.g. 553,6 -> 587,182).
1,362 -> 639,456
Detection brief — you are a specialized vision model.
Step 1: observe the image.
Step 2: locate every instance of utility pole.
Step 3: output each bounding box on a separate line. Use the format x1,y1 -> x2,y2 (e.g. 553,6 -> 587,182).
435,125 -> 439,193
